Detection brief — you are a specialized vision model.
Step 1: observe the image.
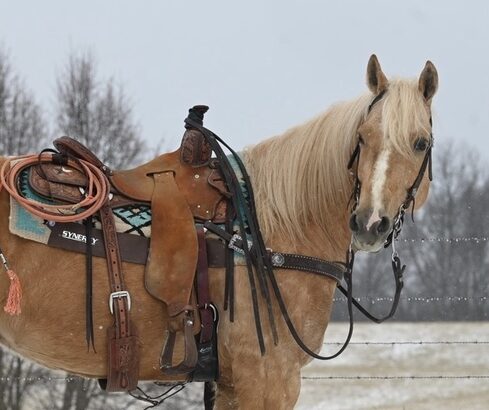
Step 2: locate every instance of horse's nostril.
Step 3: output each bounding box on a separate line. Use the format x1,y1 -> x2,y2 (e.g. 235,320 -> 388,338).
376,216 -> 390,234
349,213 -> 360,232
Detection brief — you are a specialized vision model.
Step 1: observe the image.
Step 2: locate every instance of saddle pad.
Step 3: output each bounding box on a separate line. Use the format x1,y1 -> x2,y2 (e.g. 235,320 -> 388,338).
9,169 -> 151,263
9,169 -> 53,244
11,168 -> 153,236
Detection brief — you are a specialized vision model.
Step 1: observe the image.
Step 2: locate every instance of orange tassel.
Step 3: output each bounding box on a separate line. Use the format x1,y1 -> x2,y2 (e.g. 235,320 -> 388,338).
4,269 -> 22,315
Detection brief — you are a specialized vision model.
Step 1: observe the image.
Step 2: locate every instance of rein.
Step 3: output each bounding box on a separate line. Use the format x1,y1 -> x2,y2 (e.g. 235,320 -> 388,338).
190,92 -> 434,361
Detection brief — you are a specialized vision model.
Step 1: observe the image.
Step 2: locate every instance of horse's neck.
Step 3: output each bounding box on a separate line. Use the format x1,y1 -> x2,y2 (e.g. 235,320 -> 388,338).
245,137 -> 352,261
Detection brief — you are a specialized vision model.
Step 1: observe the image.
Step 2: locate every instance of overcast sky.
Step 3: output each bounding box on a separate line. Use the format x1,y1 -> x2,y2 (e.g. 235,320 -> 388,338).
0,0 -> 487,155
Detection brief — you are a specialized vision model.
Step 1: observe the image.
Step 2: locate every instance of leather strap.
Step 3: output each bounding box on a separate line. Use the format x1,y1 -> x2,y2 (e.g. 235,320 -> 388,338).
84,217 -> 95,352
185,115 -> 270,355
338,255 -> 405,323
99,204 -> 139,391
204,223 -> 345,283
54,136 -> 107,170
196,227 -> 214,344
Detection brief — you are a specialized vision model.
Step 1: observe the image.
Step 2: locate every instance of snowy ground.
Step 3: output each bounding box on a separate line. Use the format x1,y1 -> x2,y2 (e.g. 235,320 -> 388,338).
16,322 -> 489,409
297,322 -> 489,410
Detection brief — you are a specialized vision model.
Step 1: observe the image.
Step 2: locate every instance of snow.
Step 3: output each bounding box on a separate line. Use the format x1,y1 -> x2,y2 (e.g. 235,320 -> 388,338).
297,322 -> 489,410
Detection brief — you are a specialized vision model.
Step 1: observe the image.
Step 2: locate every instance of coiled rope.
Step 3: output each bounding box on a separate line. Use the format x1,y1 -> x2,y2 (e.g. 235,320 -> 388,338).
0,153 -> 110,221
0,152 -> 110,314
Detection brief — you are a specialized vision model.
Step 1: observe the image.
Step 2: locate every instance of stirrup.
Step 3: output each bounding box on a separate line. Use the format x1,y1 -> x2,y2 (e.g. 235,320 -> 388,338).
160,310 -> 198,375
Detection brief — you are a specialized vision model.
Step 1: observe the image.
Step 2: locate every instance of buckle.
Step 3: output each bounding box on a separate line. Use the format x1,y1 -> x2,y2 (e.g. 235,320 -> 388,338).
200,303 -> 218,321
228,233 -> 253,255
109,291 -> 131,314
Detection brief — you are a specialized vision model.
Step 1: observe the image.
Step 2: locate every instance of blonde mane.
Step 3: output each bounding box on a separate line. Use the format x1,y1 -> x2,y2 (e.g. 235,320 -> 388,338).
244,79 -> 431,248
382,79 -> 432,157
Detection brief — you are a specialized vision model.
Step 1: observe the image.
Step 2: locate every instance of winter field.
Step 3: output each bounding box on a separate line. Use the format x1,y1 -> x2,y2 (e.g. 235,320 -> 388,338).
10,322 -> 489,409
297,322 -> 489,410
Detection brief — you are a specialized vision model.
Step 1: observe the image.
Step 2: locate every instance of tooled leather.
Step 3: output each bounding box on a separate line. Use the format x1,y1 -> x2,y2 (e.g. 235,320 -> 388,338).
106,325 -> 139,391
180,129 -> 212,166
99,206 -> 130,335
53,136 -> 105,169
29,165 -> 85,202
99,204 -> 140,391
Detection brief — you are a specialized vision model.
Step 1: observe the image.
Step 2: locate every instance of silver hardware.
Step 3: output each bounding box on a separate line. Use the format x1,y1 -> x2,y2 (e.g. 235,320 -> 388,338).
207,303 -> 218,321
194,174 -> 200,179
271,253 -> 285,267
109,291 -> 132,314
228,233 -> 253,255
47,221 -> 56,227
0,252 -> 9,271
199,303 -> 218,322
391,238 -> 399,262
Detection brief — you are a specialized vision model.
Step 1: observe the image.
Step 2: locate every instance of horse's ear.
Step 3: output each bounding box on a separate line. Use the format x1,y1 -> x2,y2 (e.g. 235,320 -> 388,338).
366,54 -> 388,94
418,61 -> 438,103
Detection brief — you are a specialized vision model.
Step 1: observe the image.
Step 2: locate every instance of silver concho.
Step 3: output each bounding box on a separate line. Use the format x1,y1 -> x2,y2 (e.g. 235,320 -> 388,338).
271,253 -> 285,267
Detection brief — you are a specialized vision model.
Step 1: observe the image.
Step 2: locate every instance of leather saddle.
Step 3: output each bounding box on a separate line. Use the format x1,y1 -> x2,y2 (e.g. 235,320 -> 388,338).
26,105 -> 227,386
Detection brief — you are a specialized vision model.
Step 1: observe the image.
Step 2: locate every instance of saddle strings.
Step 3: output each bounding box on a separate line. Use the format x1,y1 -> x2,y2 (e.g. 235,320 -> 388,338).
185,117 -> 277,354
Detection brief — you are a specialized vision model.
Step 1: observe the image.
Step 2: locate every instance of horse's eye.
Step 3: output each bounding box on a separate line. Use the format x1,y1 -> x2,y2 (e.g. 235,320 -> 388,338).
414,137 -> 429,152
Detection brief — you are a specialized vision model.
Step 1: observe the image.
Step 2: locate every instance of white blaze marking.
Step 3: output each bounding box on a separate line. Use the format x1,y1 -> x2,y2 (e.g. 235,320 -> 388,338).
366,147 -> 391,230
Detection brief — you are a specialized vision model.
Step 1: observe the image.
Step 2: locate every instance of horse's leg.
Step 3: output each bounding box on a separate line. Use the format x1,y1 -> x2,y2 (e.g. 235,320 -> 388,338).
215,325 -> 301,410
233,355 -> 300,410
209,265 -> 305,410
214,382 -> 239,410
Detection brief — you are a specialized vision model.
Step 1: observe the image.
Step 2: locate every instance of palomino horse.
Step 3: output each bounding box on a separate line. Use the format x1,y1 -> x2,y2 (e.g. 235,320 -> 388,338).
0,55 -> 438,409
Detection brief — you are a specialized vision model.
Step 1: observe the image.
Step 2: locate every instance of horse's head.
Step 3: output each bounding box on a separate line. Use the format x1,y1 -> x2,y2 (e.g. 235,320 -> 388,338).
349,55 -> 438,252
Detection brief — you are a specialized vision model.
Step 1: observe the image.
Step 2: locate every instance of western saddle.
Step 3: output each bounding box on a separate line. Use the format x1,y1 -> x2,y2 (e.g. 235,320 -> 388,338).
28,106 -> 226,391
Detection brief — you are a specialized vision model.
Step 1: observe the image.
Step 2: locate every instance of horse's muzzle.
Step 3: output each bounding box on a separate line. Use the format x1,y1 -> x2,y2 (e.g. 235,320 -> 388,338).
349,209 -> 392,252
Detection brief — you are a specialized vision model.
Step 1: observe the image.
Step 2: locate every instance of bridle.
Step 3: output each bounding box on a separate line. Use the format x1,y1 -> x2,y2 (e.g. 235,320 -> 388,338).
347,91 -> 433,248
342,90 -> 434,324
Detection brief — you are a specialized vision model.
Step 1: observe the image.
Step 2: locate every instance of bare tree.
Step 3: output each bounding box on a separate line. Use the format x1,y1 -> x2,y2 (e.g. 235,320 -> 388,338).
402,144 -> 489,320
56,51 -> 145,169
0,49 -> 46,155
0,48 -> 50,410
